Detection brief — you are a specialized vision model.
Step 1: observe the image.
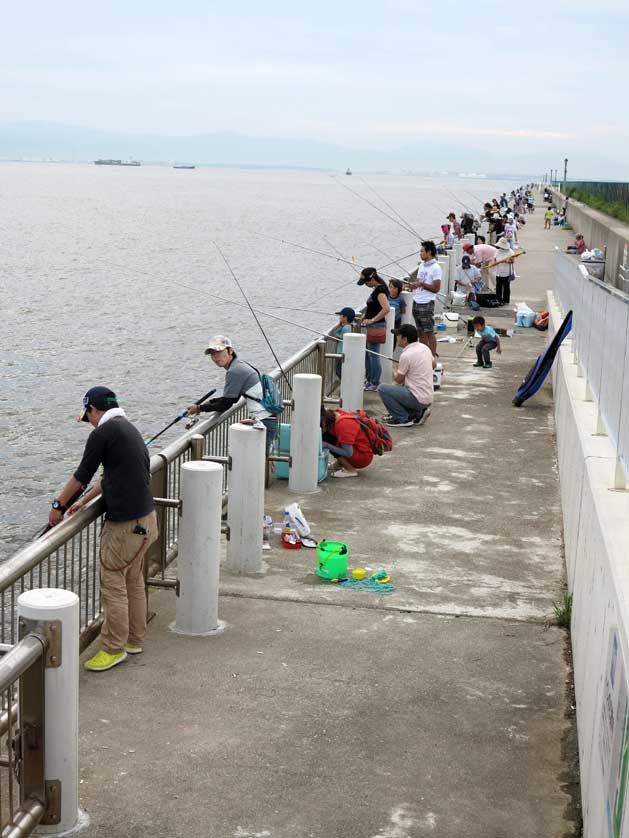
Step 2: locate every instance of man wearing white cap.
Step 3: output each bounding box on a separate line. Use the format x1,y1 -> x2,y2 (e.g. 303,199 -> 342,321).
187,336 -> 278,454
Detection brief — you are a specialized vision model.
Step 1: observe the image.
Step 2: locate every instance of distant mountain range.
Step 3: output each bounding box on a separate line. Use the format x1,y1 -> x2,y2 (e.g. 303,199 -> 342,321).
0,121 -> 625,180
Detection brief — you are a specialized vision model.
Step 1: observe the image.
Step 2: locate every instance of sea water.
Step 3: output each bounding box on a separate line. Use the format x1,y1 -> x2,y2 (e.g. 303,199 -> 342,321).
0,162 -> 515,559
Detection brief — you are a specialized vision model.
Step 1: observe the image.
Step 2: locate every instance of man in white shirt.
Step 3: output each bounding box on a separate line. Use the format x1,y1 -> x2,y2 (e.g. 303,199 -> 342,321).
377,324 -> 435,427
410,240 -> 441,357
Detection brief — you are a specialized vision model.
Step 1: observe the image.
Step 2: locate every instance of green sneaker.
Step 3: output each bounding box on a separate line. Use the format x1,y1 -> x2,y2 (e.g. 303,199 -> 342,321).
84,650 -> 127,672
483,362 -> 493,369
124,644 -> 143,655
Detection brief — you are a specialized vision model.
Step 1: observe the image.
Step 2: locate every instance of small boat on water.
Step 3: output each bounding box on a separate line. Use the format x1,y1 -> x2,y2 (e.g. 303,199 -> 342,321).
173,165 -> 196,170
94,159 -> 141,166
346,168 -> 352,176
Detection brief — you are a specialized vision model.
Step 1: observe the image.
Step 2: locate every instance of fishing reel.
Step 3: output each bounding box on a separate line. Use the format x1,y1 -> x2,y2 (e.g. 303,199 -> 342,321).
184,415 -> 200,431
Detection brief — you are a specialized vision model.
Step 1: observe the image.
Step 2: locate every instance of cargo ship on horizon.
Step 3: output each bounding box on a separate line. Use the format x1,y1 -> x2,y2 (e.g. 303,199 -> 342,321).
94,159 -> 141,166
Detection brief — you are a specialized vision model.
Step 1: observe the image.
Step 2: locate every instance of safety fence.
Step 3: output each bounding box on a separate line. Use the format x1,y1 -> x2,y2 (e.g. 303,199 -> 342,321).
0,630 -> 48,836
553,249 -> 629,486
0,327 -> 341,652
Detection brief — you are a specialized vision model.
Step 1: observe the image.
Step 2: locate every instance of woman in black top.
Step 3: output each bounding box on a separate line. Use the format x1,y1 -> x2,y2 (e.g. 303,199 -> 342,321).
357,267 -> 391,390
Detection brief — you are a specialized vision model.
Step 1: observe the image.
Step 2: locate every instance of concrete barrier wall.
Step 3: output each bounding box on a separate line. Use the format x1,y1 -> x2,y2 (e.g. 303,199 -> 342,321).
548,291 -> 629,838
553,193 -> 629,292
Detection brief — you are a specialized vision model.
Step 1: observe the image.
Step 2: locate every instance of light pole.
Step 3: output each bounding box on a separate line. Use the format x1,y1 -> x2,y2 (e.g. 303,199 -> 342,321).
563,158 -> 568,192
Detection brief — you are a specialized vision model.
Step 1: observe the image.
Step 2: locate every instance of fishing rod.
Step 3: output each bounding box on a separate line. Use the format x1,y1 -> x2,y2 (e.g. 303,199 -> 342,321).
251,230 -> 401,281
358,177 -> 424,240
35,387 -> 219,539
214,242 -> 292,389
333,176 -> 421,240
144,388 -> 217,445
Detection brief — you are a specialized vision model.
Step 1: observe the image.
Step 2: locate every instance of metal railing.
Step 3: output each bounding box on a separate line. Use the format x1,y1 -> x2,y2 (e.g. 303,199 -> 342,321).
553,249 -> 629,486
0,326 -> 342,649
0,632 -> 47,837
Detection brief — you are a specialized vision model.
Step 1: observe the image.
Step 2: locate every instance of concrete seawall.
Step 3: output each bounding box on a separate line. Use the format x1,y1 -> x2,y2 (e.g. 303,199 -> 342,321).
548,286 -> 629,838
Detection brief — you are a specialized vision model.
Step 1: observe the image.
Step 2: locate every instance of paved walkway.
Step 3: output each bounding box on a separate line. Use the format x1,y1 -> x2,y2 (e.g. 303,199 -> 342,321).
78,214 -> 579,837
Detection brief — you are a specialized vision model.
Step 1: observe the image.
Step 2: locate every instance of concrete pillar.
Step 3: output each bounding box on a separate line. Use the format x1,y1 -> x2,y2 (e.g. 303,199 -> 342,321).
18,589 -> 79,834
289,374 -> 322,494
340,332 -> 365,412
175,461 -> 224,633
226,424 -> 266,574
380,309 -> 396,385
463,233 -> 475,246
401,291 -> 413,326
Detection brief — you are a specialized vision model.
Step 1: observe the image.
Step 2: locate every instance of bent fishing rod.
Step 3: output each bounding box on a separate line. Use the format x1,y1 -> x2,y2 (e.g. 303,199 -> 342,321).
35,388 -> 218,539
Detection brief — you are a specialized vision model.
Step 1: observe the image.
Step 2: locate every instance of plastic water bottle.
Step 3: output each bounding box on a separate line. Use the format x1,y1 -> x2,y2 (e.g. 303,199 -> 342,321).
282,509 -> 291,535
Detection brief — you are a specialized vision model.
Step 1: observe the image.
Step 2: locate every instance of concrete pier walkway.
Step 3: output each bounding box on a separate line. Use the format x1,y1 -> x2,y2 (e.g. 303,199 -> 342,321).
78,216 -> 579,837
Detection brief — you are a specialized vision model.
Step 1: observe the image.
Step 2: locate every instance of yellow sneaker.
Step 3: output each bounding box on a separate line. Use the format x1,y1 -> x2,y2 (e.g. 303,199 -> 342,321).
124,644 -> 143,655
84,650 -> 127,672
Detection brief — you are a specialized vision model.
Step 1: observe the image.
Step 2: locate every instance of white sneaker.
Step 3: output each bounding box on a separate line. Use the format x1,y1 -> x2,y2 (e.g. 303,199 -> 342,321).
331,469 -> 358,479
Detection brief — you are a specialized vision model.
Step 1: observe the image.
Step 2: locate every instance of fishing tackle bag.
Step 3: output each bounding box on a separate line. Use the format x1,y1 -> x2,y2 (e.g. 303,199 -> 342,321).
339,409 -> 393,456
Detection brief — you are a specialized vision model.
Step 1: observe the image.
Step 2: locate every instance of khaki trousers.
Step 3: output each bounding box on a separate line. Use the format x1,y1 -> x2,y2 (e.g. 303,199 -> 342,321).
99,511 -> 158,654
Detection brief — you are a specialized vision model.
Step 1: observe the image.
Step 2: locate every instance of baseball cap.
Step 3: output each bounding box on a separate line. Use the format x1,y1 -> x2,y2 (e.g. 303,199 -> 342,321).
80,386 -> 118,422
461,254 -> 471,268
462,243 -> 474,252
391,323 -> 418,342
334,307 -> 355,321
357,267 -> 378,286
204,335 -> 233,354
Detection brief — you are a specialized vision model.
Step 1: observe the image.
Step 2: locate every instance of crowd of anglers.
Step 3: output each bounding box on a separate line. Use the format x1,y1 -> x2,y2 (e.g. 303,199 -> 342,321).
42,183 -> 535,673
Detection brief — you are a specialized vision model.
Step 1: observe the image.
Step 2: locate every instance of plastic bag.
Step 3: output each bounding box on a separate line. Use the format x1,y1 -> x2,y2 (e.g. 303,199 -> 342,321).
285,503 -> 311,538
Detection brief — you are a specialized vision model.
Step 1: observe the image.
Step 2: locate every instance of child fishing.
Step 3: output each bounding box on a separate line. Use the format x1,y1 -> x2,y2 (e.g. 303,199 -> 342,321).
472,316 -> 501,369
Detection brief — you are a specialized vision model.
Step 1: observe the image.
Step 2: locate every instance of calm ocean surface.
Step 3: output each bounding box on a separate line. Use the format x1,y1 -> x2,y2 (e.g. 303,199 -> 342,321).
0,163 -> 515,560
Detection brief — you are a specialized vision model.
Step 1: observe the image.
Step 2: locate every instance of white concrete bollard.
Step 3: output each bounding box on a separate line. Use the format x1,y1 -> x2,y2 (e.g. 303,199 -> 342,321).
463,233 -> 475,246
289,373 -> 322,494
175,461 -> 224,634
18,589 -> 79,835
226,423 -> 266,575
380,308 -> 396,385
401,291 -> 413,326
436,255 -> 449,314
450,241 -> 463,298
340,332 -> 365,412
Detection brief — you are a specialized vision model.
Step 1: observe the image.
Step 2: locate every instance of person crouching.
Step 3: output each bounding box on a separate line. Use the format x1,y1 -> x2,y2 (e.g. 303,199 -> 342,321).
321,409 -> 373,479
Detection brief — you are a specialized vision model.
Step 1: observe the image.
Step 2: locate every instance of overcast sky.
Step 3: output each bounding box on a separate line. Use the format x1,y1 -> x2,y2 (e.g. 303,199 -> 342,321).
2,0 -> 626,173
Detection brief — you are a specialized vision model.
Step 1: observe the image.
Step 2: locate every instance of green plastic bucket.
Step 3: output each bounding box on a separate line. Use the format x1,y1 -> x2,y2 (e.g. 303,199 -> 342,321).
316,540 -> 349,580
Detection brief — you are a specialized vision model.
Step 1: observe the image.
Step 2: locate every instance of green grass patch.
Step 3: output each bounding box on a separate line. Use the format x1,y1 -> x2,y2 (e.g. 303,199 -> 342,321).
553,592 -> 573,628
566,188 -> 629,225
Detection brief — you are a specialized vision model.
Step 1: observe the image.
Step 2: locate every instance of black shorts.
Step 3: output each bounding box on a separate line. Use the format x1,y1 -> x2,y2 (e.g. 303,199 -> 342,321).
412,301 -> 435,333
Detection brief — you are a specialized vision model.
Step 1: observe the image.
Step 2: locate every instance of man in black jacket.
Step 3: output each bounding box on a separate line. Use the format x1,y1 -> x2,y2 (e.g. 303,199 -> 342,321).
49,386 -> 157,673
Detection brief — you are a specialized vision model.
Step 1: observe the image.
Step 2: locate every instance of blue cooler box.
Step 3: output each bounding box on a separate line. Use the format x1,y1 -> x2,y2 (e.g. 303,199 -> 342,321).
275,423 -> 329,482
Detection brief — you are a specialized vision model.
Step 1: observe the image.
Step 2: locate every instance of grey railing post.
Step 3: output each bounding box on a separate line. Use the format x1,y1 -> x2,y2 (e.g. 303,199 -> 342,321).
401,291 -> 413,326
316,338 -> 327,401
18,588 -> 80,834
148,455 -> 168,574
175,462 -> 224,635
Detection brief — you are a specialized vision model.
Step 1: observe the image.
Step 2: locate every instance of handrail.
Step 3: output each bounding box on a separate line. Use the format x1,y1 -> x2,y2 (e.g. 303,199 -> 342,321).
0,322 -> 340,646
0,635 -> 44,695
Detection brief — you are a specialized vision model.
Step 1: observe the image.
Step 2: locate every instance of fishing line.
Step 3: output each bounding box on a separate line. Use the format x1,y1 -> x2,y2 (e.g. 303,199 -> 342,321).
214,242 -> 292,390
357,177 -> 424,240
333,176 -> 421,239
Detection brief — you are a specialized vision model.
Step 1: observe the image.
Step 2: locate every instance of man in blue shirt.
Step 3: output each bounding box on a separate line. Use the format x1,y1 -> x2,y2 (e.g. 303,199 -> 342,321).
472,316 -> 502,369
